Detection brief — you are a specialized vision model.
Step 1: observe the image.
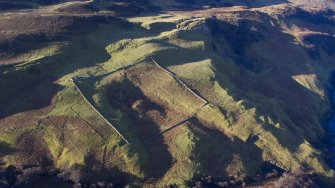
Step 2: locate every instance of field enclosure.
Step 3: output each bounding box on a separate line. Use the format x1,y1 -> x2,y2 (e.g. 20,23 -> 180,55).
1,2 -> 335,186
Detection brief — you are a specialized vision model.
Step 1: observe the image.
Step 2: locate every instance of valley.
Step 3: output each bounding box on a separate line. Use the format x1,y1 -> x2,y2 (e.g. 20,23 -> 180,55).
0,0 -> 335,187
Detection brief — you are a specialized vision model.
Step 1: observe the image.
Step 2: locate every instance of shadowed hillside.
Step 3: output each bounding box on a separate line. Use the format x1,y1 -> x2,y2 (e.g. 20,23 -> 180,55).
1,0 -> 335,187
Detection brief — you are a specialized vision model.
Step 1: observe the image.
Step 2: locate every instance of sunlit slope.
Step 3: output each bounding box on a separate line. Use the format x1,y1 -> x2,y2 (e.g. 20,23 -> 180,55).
1,4 -> 335,187
0,17 -> 153,184
69,20 -> 267,184
93,11 -> 335,184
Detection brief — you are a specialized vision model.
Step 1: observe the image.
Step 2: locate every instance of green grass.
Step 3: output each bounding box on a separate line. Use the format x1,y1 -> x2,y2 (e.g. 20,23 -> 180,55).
0,126 -> 35,146
157,124 -> 198,186
1,11 -> 335,186
43,126 -> 63,159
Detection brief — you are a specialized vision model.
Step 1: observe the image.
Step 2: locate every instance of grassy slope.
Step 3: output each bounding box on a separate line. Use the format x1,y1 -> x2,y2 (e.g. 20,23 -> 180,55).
71,13 -> 335,184
1,2 -> 335,187
0,17 -> 153,183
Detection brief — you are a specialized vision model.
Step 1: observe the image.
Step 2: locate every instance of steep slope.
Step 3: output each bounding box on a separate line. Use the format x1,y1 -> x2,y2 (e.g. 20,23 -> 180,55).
1,1 -> 335,187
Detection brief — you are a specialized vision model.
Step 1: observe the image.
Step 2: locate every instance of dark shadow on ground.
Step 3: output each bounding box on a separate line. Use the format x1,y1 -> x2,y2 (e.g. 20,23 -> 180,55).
189,118 -> 263,178
0,65 -> 63,119
82,151 -> 142,186
206,16 -> 332,150
105,78 -> 173,180
0,141 -> 15,157
147,10 -> 335,174
0,15 -> 158,120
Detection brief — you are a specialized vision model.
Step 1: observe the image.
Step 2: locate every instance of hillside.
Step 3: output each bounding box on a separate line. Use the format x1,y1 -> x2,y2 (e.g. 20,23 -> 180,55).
1,0 -> 335,187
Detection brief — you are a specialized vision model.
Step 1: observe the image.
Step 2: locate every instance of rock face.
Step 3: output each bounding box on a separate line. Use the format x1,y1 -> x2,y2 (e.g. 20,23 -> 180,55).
0,0 -> 335,187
